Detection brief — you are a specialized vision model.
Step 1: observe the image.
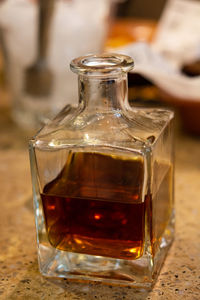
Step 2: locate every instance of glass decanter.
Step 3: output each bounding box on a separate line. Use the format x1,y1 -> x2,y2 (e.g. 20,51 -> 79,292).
29,53 -> 174,288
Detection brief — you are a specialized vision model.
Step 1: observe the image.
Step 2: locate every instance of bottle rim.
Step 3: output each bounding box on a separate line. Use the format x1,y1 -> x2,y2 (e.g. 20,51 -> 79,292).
70,53 -> 134,76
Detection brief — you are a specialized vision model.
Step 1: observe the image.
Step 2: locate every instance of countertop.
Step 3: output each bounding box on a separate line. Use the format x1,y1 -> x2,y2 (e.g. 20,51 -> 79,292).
0,89 -> 200,300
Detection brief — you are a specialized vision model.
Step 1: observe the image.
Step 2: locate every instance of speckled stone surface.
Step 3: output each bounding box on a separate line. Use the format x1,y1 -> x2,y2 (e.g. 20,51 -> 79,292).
0,99 -> 200,299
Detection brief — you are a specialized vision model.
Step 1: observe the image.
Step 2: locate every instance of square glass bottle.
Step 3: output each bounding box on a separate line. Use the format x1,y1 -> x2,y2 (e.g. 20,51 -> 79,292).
29,53 -> 174,288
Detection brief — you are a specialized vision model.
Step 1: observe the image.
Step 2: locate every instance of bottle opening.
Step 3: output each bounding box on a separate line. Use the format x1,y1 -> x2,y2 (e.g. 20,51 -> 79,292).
70,53 -> 134,76
82,56 -> 123,67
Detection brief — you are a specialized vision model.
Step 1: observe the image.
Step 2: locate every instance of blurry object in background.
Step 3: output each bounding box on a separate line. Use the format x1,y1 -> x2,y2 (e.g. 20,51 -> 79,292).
181,59 -> 200,78
162,57 -> 200,135
105,19 -> 159,106
0,0 -> 119,130
107,0 -> 200,134
25,0 -> 54,98
128,73 -> 160,107
160,90 -> 200,135
120,43 -> 200,102
116,0 -> 166,20
105,18 -> 156,48
151,0 -> 200,134
153,0 -> 200,68
112,42 -> 200,134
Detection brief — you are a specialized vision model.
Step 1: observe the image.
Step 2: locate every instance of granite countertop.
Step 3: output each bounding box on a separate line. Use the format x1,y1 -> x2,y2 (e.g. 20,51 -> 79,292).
0,92 -> 200,300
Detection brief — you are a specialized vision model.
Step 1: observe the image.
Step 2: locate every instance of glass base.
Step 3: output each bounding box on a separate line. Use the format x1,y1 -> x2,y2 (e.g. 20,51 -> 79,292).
37,220 -> 174,288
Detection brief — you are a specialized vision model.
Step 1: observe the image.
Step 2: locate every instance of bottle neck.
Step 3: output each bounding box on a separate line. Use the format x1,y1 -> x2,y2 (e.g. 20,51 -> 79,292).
78,74 -> 129,112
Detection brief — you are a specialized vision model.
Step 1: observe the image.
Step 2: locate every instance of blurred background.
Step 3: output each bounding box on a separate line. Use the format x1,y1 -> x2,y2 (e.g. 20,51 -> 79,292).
0,0 -> 200,143
1,3 -> 200,298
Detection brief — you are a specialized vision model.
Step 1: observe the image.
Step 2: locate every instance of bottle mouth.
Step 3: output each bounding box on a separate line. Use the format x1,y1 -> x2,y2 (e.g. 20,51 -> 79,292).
70,53 -> 134,76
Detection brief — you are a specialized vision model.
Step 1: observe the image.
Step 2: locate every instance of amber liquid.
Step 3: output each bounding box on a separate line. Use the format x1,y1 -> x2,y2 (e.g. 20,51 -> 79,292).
41,151 -> 145,260
151,163 -> 173,254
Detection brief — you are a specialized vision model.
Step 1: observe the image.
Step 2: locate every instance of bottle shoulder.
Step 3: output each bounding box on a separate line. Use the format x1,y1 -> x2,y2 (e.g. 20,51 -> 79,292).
31,105 -> 173,151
